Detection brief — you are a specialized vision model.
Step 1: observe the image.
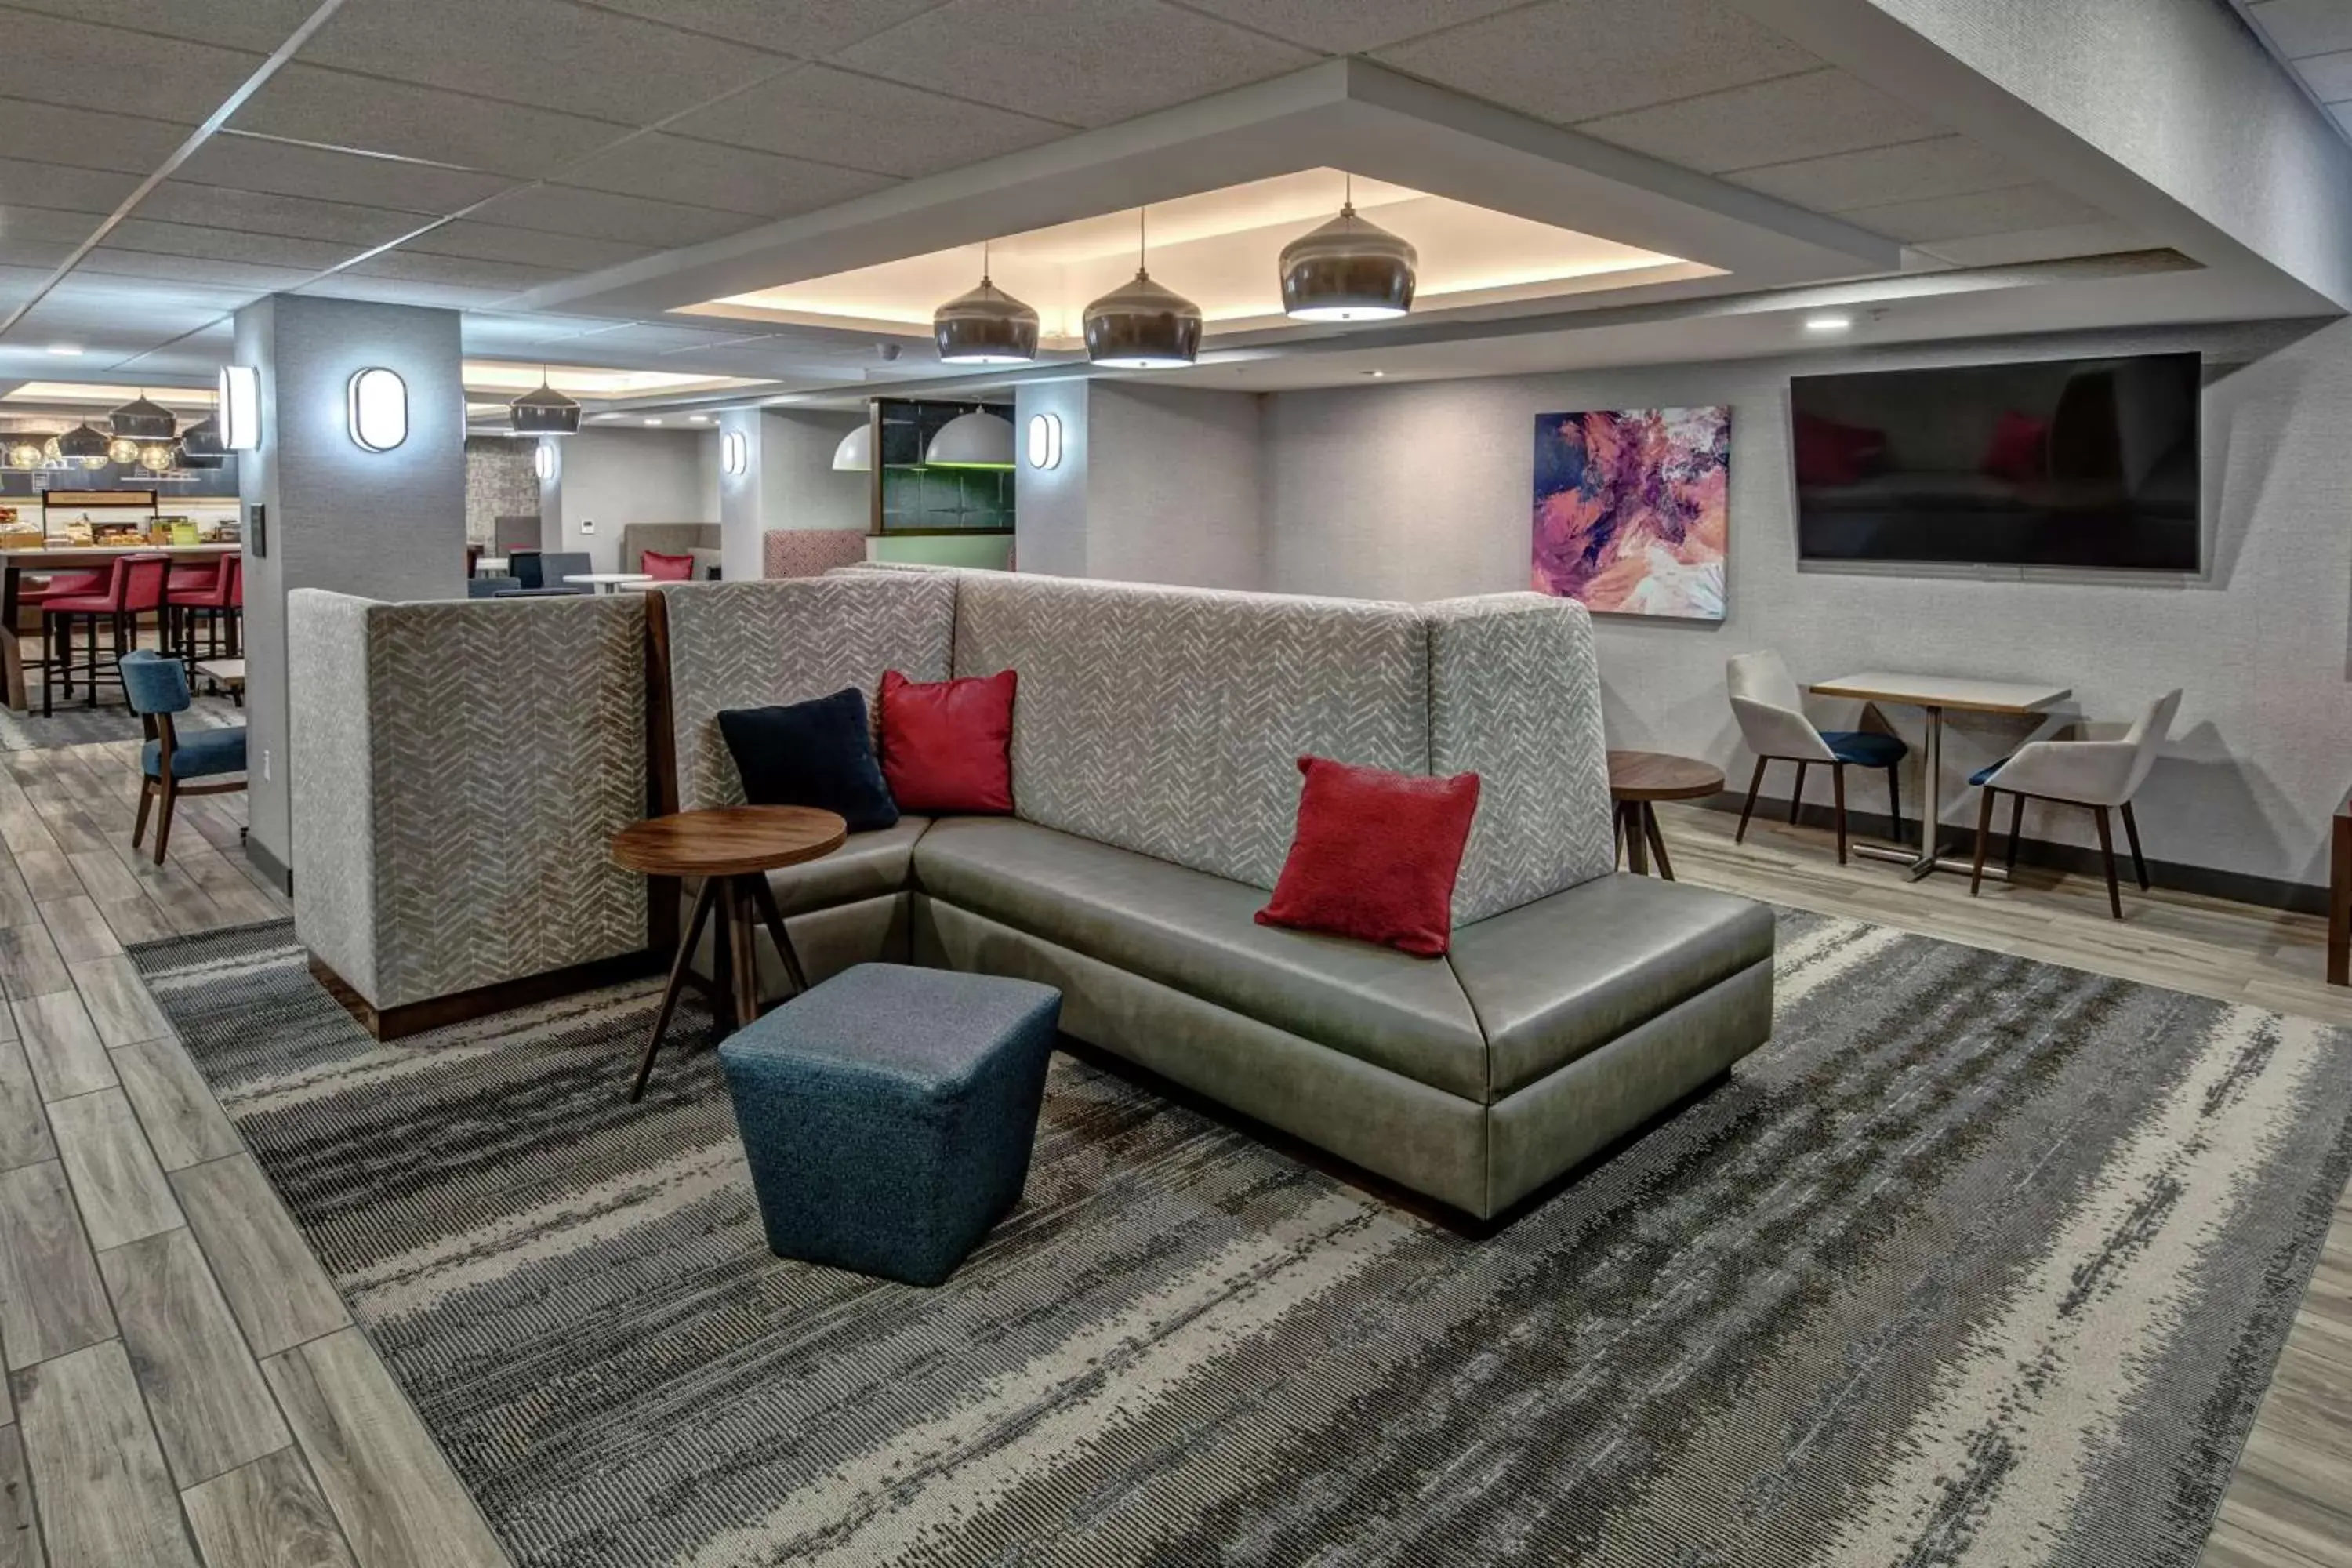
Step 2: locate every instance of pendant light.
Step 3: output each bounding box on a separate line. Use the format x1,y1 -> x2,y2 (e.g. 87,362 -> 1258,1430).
1279,173 -> 1417,322
5,433 -> 52,469
925,408 -> 1015,469
178,416 -> 225,469
831,422 -> 873,471
107,434 -> 142,466
1083,208 -> 1201,368
108,390 -> 176,439
57,422 -> 111,464
934,242 -> 1039,365
509,366 -> 582,435
138,441 -> 178,474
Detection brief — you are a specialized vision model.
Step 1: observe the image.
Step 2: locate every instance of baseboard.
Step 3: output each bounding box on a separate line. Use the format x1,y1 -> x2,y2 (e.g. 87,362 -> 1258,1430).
310,949 -> 666,1040
1693,792 -> 2328,916
244,836 -> 292,895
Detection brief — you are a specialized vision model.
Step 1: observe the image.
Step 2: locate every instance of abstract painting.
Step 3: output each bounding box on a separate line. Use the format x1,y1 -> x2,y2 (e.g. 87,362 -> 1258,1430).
1531,406 -> 1730,620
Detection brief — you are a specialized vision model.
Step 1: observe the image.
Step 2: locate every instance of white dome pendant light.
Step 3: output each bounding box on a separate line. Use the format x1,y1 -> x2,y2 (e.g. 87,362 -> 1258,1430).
925,407 -> 1015,469
933,242 -> 1039,365
1279,172 -> 1417,322
832,421 -> 873,471
1083,208 -> 1201,368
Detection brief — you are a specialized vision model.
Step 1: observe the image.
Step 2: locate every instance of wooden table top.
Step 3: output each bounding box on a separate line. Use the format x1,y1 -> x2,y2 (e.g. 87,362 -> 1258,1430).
194,659 -> 245,684
612,805 -> 847,878
1607,750 -> 1726,801
1809,670 -> 2071,715
0,543 -> 237,565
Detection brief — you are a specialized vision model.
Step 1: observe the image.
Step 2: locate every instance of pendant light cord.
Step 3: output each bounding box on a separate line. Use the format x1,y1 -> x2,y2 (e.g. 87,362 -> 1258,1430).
1138,207 -> 1149,278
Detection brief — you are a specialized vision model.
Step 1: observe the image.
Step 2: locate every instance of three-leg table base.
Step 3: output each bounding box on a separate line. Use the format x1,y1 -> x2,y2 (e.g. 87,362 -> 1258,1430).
628,871 -> 813,1102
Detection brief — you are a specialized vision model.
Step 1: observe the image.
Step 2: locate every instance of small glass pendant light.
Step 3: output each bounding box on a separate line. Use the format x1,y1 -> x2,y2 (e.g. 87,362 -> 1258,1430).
1083,208 -> 1201,368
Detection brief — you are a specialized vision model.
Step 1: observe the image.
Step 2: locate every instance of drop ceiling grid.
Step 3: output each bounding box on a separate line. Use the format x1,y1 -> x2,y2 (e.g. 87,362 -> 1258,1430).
2238,0 -> 2352,143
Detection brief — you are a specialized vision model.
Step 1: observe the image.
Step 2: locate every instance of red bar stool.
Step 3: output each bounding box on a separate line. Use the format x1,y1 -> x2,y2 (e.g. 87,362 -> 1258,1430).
18,567 -> 108,682
166,554 -> 240,673
42,553 -> 169,715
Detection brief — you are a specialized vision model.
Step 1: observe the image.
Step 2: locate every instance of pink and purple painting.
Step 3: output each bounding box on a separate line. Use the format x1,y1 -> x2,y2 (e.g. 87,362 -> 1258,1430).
1531,406 -> 1730,621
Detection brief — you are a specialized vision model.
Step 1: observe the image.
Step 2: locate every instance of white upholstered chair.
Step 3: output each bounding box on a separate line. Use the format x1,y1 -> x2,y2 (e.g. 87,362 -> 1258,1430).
1967,688 -> 2180,918
1726,650 -> 1907,866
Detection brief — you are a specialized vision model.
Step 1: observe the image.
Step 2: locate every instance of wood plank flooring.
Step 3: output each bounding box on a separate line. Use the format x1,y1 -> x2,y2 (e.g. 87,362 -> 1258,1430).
1652,801 -> 2352,1567
0,716 -> 2339,1566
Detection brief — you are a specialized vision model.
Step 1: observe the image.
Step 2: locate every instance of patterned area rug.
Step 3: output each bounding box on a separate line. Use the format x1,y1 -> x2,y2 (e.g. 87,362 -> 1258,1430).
133,912 -> 2352,1568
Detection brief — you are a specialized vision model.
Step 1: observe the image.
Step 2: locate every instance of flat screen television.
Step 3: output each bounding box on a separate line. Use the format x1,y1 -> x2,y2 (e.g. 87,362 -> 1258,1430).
1791,351 -> 2201,571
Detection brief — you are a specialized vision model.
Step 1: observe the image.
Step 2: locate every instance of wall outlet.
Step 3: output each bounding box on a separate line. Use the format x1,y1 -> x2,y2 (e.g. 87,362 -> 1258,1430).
261,749 -> 271,782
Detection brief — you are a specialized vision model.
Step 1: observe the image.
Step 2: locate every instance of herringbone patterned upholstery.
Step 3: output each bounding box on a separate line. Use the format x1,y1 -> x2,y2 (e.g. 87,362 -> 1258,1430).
762,529 -> 869,579
662,576 -> 955,812
1425,593 -> 1616,923
290,590 -> 650,1009
952,574 -> 1428,891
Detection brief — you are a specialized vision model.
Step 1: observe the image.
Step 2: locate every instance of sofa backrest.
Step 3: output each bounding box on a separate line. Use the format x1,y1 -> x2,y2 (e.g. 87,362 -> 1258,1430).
763,528 -> 869,579
289,589 -> 650,1010
655,575 -> 955,812
617,522 -> 719,577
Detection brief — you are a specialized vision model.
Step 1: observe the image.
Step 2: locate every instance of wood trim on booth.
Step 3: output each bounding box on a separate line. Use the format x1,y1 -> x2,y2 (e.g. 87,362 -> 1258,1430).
644,585 -> 682,957
311,949 -> 666,1041
2329,785 -> 2350,987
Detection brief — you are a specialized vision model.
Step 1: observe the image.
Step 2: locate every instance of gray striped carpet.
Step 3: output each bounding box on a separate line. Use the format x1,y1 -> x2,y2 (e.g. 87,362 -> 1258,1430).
133,911 -> 2352,1568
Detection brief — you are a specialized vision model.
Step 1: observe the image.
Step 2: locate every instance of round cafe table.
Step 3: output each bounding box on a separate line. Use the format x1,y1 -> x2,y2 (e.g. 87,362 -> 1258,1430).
612,805 -> 847,1101
1608,750 -> 1726,881
564,572 -> 654,594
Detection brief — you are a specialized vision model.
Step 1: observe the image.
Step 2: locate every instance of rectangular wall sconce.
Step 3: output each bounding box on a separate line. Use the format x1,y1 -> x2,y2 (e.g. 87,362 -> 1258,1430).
347,366 -> 408,452
217,364 -> 260,451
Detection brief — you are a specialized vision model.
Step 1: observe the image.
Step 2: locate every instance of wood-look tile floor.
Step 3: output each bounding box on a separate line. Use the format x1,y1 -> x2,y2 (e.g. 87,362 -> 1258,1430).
0,727 -> 2342,1566
1653,801 -> 2352,1568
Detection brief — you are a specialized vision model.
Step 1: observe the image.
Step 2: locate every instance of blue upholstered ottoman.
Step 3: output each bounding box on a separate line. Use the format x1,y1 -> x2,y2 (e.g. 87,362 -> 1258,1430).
717,963 -> 1061,1287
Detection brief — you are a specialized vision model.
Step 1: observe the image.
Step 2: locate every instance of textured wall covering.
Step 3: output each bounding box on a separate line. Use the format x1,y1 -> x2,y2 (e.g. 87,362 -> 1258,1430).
953,573 -> 1428,891
289,590 -> 650,1009
662,576 -> 955,812
763,529 -> 869,578
1426,594 -> 1617,923
1261,319 -> 2352,895
464,437 -> 537,546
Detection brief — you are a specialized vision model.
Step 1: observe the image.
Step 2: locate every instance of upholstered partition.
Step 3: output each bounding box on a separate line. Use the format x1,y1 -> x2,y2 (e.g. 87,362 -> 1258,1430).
950,573 -> 1428,891
617,522 -> 720,577
762,528 -> 869,579
1424,593 -> 1617,922
656,575 -> 956,813
289,590 -> 652,1024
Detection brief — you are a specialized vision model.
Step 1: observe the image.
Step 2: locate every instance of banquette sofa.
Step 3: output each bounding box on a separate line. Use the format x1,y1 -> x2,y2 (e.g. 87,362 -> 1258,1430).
648,569 -> 1773,1220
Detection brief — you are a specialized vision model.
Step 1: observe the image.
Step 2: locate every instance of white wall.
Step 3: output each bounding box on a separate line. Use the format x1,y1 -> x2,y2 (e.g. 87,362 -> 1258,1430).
1257,318 -> 2352,896
716,408 -> 866,580
546,426 -> 713,572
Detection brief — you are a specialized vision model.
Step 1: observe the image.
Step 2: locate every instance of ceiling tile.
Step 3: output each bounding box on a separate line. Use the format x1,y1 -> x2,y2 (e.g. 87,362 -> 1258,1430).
176,136 -> 521,212
296,274 -> 522,310
0,13 -> 264,125
0,206 -> 106,245
666,65 -> 1073,176
0,0 -> 319,51
401,220 -> 654,271
1180,0 -> 1534,53
42,272 -> 260,314
105,218 -> 357,270
136,181 -> 434,244
0,96 -> 189,174
466,183 -> 764,248
227,64 -> 630,179
1726,135 -> 2025,212
0,158 -> 139,216
585,0 -> 950,56
2249,0 -> 2352,59
299,0 -> 790,122
343,249 -> 565,292
1576,68 -> 1937,174
1911,219 -> 2147,268
555,132 -> 894,217
1835,182 -> 2103,244
1375,0 -> 1818,126
831,0 -> 1318,128
0,238 -> 74,270
78,247 -> 308,292
2294,46 -> 2352,100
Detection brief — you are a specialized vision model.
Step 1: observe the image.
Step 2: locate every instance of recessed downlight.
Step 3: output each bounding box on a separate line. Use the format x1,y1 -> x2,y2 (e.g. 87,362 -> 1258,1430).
1803,314 -> 1853,333
45,344 -> 82,357
644,417 -> 663,425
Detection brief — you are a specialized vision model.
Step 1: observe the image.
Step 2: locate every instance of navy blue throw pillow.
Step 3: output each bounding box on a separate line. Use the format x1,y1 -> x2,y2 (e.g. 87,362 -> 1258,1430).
718,688 -> 898,833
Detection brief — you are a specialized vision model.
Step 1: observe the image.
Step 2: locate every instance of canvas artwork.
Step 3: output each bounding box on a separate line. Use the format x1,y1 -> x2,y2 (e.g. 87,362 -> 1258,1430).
1530,406 -> 1731,621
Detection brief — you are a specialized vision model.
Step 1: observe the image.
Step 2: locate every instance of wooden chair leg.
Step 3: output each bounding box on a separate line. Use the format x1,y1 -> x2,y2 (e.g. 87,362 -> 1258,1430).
2120,800 -> 2150,890
2005,792 -> 2025,873
132,779 -> 153,848
151,775 -> 176,866
1734,758 -> 1766,844
1643,804 -> 1675,881
1885,764 -> 1904,846
1970,789 -> 1995,896
1831,764 -> 1848,865
1788,761 -> 1807,824
2093,804 -> 2122,919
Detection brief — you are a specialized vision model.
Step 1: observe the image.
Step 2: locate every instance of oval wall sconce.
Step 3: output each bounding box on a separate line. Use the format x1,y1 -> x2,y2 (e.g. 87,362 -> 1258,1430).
534,441 -> 557,481
721,428 -> 748,477
1025,412 -> 1062,470
217,365 -> 262,452
347,366 -> 407,452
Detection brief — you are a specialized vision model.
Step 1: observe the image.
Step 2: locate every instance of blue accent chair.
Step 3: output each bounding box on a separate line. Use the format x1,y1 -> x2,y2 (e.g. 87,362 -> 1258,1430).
121,649 -> 246,866
718,964 -> 1062,1287
1726,650 -> 1908,865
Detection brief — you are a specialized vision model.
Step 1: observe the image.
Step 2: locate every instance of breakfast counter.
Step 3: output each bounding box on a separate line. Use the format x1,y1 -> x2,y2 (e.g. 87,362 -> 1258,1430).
0,544 -> 239,710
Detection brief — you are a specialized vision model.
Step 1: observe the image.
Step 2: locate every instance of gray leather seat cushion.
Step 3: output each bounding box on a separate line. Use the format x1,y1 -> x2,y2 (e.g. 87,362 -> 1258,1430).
1448,873 -> 1774,1098
912,816 -> 1489,1100
763,818 -> 931,917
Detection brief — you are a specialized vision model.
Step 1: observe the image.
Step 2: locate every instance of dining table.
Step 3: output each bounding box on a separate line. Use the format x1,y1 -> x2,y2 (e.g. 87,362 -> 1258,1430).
0,543 -> 239,712
1808,670 -> 2071,881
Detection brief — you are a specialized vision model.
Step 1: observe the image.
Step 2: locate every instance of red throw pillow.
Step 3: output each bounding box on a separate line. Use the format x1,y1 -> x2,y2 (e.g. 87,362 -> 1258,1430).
1256,757 -> 1481,957
879,669 -> 1015,814
642,550 -> 695,581
1981,410 -> 2049,483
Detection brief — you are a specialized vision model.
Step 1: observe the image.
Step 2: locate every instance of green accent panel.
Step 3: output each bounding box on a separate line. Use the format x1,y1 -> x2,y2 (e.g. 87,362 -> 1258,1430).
869,534 -> 1014,570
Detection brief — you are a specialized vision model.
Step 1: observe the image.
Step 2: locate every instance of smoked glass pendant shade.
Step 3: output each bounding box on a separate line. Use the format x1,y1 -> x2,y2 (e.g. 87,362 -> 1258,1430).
1083,269 -> 1201,368
109,393 -> 176,438
1279,203 -> 1417,321
57,422 -> 111,460
510,379 -> 583,435
933,277 -> 1039,365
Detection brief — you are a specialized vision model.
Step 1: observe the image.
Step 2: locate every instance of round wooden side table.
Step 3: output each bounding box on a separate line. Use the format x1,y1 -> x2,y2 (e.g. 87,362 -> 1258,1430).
612,804 -> 848,1101
1607,750 -> 1726,881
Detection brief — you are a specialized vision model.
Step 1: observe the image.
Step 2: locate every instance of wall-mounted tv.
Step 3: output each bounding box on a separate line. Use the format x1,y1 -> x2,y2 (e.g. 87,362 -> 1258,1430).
1791,350 -> 2201,572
